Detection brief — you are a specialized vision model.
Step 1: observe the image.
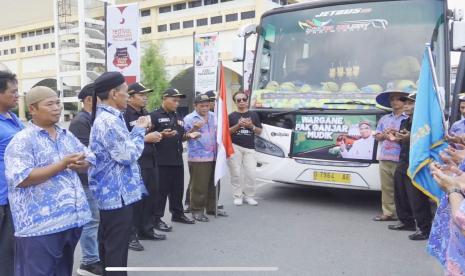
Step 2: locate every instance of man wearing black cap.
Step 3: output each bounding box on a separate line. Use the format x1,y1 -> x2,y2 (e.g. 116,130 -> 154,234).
69,83 -> 104,276
89,72 -> 150,275
123,82 -> 166,251
205,90 -> 216,112
389,93 -> 432,240
150,88 -> 196,231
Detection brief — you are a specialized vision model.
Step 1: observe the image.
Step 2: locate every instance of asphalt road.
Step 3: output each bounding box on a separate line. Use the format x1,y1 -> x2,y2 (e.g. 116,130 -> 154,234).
73,173 -> 443,276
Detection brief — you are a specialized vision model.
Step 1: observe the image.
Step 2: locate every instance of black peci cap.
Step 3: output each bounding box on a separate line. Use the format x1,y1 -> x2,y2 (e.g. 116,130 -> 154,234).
162,88 -> 186,98
128,82 -> 153,95
78,83 -> 94,100
194,93 -> 211,103
94,72 -> 125,94
205,90 -> 216,101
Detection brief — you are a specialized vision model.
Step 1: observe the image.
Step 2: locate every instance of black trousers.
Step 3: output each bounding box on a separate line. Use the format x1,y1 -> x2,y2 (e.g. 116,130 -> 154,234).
132,167 -> 158,237
0,204 -> 14,276
394,163 -> 433,233
154,165 -> 184,219
99,204 -> 133,276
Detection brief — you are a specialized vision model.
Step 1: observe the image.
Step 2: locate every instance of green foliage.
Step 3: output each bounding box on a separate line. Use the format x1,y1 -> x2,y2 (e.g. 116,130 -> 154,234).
141,43 -> 169,111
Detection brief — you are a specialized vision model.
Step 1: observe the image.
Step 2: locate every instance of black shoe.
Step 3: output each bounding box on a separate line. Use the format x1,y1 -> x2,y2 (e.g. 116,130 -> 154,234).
388,223 -> 416,231
409,230 -> 430,240
218,204 -> 224,209
139,230 -> 167,241
206,210 -> 228,217
172,214 -> 196,224
154,220 -> 173,232
77,261 -> 103,276
128,238 -> 144,251
192,212 -> 209,222
184,205 -> 191,213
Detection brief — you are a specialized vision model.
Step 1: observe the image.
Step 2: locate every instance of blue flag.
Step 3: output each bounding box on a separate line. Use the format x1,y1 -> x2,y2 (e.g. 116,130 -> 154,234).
407,46 -> 447,204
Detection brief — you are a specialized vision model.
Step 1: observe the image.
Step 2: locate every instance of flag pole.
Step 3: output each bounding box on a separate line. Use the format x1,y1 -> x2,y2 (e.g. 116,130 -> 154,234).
426,44 -> 448,134
215,60 -> 222,218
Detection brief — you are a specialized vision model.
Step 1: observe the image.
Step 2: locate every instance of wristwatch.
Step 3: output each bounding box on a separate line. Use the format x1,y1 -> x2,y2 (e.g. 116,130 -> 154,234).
447,188 -> 464,197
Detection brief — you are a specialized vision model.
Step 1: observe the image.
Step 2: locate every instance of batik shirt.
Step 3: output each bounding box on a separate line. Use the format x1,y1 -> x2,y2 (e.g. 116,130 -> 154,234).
184,110 -> 217,162
5,122 -> 93,237
375,112 -> 408,162
428,196 -> 465,275
450,119 -> 465,136
89,104 -> 147,210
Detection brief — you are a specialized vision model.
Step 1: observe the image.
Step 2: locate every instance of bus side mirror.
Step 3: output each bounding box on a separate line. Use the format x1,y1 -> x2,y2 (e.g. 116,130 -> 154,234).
452,20 -> 465,51
232,36 -> 245,62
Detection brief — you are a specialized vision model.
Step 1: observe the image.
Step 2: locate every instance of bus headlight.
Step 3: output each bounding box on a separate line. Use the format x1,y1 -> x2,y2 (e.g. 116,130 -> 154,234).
254,136 -> 285,158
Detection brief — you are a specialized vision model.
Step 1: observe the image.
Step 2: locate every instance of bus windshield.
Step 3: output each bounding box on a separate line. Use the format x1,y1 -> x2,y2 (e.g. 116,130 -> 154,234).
251,0 -> 445,110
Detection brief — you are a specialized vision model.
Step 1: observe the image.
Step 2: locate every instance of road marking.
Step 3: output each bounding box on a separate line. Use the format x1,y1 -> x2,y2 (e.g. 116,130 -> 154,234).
106,267 -> 279,272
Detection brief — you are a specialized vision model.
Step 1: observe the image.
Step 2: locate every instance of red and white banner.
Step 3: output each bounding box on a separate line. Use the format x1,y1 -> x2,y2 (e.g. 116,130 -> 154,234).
214,65 -> 234,185
106,3 -> 140,84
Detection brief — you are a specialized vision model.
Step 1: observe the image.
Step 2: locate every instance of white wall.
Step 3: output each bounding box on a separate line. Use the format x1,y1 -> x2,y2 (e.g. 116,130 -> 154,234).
22,55 -> 55,73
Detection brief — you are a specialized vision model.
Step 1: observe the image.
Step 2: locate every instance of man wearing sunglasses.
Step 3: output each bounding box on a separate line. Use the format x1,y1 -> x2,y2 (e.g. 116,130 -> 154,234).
228,91 -> 262,206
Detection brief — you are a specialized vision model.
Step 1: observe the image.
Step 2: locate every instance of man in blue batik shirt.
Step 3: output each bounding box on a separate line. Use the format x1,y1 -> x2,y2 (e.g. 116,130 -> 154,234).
89,72 -> 149,276
0,71 -> 23,276
5,86 -> 94,276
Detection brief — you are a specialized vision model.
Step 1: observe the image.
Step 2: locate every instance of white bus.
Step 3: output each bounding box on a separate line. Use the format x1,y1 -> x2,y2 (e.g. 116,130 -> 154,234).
235,0 -> 465,190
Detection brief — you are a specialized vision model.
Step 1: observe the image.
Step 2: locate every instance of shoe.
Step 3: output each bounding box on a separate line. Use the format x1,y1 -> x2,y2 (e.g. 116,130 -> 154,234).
409,230 -> 430,240
138,230 -> 167,241
234,198 -> 243,206
373,214 -> 397,222
128,238 -> 144,251
184,205 -> 191,213
388,223 -> 416,231
154,220 -> 173,232
192,212 -> 209,222
218,204 -> 224,209
206,210 -> 228,217
244,197 -> 258,206
77,262 -> 103,276
172,214 -> 196,224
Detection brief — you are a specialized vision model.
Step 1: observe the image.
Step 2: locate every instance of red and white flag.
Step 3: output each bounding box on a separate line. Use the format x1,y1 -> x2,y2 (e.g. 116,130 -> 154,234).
214,64 -> 234,185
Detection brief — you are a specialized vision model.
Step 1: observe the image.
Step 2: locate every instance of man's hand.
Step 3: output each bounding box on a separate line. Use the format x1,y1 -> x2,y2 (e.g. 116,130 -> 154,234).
187,131 -> 201,139
395,130 -> 410,142
67,160 -> 90,172
244,118 -> 254,129
145,131 -> 162,143
192,120 -> 205,131
161,128 -> 177,138
135,116 -> 151,129
62,153 -> 87,171
238,118 -> 247,128
430,162 -> 461,192
444,146 -> 465,165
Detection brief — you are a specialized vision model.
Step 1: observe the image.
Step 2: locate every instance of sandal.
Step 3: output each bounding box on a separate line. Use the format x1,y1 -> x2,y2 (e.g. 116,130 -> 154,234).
373,214 -> 397,222
192,213 -> 209,222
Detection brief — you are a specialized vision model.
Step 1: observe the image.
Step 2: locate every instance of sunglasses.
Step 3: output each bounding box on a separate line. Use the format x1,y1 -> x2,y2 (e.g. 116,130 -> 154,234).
236,97 -> 248,103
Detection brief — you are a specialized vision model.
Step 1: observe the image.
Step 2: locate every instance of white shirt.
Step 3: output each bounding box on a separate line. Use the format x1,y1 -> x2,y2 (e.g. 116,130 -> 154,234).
341,136 -> 375,160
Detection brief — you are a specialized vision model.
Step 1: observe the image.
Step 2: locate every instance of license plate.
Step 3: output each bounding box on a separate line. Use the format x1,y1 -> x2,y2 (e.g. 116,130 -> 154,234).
313,171 -> 351,184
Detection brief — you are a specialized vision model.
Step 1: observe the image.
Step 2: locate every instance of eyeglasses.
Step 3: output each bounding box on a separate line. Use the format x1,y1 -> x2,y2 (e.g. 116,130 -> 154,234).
236,98 -> 248,103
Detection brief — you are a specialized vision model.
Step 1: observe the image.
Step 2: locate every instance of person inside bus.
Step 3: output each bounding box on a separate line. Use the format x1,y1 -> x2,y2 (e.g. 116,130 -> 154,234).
388,93 -> 432,240
339,121 -> 375,160
373,90 -> 409,222
285,58 -> 311,86
449,95 -> 465,136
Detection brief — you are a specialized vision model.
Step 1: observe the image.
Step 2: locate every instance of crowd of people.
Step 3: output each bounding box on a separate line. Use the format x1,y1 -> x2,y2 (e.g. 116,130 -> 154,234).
0,70 -> 262,276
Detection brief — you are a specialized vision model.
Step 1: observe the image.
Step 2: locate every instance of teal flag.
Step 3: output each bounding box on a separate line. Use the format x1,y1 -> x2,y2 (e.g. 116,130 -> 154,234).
407,46 -> 447,204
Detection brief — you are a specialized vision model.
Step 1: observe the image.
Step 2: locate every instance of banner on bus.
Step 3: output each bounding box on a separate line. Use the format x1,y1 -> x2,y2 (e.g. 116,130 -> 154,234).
291,114 -> 378,161
194,32 -> 219,95
243,50 -> 255,96
106,3 -> 140,84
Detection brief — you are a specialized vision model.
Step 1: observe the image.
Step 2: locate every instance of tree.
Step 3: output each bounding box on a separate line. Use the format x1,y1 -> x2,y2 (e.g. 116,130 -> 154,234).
141,43 -> 169,110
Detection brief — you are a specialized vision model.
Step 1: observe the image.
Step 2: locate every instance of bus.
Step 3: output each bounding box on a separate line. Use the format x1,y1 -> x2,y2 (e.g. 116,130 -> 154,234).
234,0 -> 465,190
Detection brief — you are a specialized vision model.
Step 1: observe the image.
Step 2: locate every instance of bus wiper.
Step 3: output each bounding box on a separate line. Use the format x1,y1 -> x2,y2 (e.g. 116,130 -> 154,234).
323,100 -> 377,106
269,107 -> 345,118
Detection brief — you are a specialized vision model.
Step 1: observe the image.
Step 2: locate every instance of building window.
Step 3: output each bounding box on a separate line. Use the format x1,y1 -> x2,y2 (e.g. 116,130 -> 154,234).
10,48 -> 16,54
196,18 -> 208,26
36,30 -> 43,35
20,47 -> 25,52
35,44 -> 41,50
204,0 -> 218,5
142,27 -> 152,34
4,36 -> 9,41
159,5 -> 171,13
211,16 -> 222,24
43,43 -> 49,49
28,31 -> 35,37
3,50 -> 8,55
27,46 -> 33,51
51,42 -> 55,48
44,28 -> 51,34
221,0 -> 233,2
21,33 -> 27,38
0,37 -> 3,42
183,20 -> 194,28
173,3 -> 186,11
141,9 -> 151,17
170,22 -> 180,31
225,13 -> 238,22
157,24 -> 167,32
51,27 -> 55,33
10,35 -> 15,40
188,0 -> 202,8
241,10 -> 255,20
